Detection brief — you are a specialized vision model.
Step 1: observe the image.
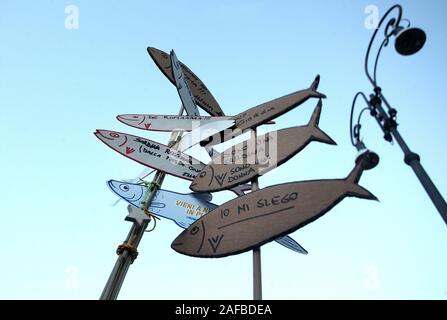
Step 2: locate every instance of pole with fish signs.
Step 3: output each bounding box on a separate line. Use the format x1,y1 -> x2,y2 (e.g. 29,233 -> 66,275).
251,127 -> 262,300
98,47 -> 230,300
96,46 -> 378,300
100,105 -> 185,300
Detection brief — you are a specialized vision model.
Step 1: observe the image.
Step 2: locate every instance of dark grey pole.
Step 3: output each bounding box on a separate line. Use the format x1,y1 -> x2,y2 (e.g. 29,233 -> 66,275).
100,105 -> 185,300
370,93 -> 447,225
251,127 -> 262,300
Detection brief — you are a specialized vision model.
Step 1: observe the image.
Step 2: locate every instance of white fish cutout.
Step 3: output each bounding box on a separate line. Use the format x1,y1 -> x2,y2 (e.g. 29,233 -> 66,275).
108,180 -> 307,254
116,114 -> 273,133
94,130 -> 203,181
108,180 -> 213,229
171,50 -> 200,117
203,75 -> 324,147
116,114 -> 234,132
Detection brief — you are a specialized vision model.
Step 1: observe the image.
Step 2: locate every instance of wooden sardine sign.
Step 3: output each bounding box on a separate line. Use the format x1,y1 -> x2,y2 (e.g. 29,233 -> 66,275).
190,100 -> 336,192
171,159 -> 377,258
94,130 -> 203,181
108,180 -> 308,254
203,75 -> 325,147
147,47 -> 224,116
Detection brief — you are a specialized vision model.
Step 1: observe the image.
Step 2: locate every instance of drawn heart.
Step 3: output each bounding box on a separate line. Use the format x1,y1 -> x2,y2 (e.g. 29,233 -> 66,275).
144,123 -> 151,129
126,147 -> 135,154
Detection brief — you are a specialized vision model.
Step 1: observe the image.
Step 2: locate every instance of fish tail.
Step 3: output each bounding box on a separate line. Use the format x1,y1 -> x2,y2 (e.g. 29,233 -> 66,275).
308,99 -> 322,125
309,75 -> 326,98
308,100 -> 336,145
347,183 -> 378,201
345,163 -> 378,201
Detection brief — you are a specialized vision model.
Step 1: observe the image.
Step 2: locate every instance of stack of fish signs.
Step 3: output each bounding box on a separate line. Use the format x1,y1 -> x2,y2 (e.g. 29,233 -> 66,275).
96,47 -> 308,255
95,47 -> 378,260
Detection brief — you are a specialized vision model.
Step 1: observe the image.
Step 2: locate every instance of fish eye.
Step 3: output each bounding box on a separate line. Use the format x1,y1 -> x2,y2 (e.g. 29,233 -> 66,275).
109,132 -> 120,138
190,226 -> 200,235
119,184 -> 130,192
200,171 -> 207,178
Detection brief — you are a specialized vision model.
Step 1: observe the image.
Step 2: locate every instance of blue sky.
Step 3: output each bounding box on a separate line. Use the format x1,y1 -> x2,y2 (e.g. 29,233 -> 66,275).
1,0 -> 446,299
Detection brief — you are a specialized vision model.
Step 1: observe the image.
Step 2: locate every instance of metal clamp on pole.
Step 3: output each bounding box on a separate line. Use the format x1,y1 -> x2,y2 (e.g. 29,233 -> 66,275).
116,243 -> 139,264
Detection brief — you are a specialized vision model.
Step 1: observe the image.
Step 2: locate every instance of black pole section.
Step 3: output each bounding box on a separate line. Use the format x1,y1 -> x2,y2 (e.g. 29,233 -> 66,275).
369,91 -> 447,226
100,106 -> 185,300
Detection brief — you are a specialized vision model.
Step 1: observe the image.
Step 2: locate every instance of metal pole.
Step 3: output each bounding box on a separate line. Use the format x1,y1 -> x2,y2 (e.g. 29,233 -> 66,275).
100,105 -> 185,300
372,95 -> 447,226
251,127 -> 262,300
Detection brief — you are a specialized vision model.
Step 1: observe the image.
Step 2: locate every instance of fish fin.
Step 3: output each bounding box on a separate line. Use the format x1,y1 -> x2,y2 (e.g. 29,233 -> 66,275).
311,126 -> 336,146
275,236 -> 308,255
191,192 -> 213,202
308,100 -> 337,145
230,183 -> 252,196
309,74 -> 326,99
111,197 -> 122,207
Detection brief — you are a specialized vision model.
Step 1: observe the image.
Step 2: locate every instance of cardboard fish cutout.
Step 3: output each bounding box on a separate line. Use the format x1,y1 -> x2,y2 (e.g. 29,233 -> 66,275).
190,100 -> 336,192
203,75 -> 325,147
172,159 -> 377,258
